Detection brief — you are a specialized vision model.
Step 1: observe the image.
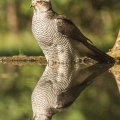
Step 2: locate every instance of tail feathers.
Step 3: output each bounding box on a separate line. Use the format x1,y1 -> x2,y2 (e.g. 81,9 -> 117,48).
84,43 -> 115,63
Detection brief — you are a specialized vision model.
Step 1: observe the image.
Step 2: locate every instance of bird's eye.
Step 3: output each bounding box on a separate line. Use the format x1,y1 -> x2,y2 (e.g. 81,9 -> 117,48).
37,1 -> 43,5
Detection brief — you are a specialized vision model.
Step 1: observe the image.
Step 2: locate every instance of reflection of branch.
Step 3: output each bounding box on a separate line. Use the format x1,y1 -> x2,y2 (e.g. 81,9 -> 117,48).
0,55 -> 96,66
110,64 -> 120,93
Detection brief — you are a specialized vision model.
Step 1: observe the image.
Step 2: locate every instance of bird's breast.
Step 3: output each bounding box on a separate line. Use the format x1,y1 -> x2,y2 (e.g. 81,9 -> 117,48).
32,16 -> 58,46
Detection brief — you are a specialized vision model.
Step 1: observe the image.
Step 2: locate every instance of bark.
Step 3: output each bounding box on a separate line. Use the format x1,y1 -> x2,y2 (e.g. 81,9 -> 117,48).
6,2 -> 18,33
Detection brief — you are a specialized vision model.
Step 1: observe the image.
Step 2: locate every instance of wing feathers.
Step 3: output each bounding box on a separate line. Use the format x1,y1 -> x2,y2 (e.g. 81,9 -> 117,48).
56,15 -> 92,44
53,14 -> 114,62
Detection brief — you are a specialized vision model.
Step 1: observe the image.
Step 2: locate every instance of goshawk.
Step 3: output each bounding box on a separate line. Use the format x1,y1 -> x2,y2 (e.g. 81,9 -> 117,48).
30,0 -> 114,63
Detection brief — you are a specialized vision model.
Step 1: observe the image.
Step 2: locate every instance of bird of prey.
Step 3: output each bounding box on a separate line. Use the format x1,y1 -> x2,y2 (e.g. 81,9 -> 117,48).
30,0 -> 114,63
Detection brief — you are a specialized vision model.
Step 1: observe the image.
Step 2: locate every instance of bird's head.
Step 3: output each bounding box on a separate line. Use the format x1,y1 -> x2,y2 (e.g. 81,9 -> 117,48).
30,0 -> 52,12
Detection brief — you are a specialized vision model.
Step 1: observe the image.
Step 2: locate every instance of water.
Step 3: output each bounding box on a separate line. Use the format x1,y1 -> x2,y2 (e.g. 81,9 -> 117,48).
0,62 -> 119,120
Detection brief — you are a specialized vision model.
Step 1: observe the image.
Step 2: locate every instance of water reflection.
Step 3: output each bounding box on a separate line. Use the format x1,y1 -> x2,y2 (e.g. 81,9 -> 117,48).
31,63 -> 114,120
0,62 -> 120,120
0,64 -> 45,120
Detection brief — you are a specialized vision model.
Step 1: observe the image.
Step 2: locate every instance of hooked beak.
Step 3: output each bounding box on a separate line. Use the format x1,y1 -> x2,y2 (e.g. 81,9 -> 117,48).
30,2 -> 36,8
30,4 -> 33,8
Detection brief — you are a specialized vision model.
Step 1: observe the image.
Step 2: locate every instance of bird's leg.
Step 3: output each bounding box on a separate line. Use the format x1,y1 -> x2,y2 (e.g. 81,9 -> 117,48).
57,45 -> 72,64
44,48 -> 58,65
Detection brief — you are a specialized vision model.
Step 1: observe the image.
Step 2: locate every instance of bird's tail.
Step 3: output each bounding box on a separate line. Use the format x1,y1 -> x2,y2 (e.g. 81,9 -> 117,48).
84,42 -> 115,63
76,42 -> 115,63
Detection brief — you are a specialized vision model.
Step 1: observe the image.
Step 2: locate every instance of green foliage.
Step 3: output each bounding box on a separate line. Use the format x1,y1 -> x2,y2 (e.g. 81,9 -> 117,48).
0,64 -> 45,120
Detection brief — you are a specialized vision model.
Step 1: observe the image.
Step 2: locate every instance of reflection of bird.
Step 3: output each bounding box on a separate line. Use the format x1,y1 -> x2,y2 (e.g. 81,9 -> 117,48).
30,0 -> 114,63
31,63 -> 113,120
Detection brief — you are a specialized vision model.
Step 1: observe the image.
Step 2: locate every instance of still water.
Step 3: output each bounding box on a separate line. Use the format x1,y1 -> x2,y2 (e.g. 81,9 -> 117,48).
0,62 -> 119,120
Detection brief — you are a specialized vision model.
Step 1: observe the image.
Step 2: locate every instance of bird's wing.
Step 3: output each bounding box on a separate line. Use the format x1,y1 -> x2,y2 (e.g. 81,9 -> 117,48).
56,15 -> 92,44
55,15 -> 114,62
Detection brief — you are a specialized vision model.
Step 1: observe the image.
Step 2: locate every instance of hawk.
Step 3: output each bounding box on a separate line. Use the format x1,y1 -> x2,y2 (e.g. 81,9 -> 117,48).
30,0 -> 114,63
